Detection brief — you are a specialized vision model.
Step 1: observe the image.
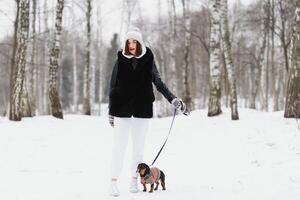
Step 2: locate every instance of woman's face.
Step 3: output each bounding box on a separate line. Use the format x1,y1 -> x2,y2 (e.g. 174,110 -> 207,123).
127,39 -> 137,55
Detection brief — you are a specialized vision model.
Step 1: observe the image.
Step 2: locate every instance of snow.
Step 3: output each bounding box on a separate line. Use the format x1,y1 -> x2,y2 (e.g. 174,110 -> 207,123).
0,108 -> 300,200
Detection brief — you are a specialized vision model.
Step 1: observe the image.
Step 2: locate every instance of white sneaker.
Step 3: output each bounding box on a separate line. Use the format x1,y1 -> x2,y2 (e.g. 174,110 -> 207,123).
129,178 -> 138,193
110,181 -> 120,197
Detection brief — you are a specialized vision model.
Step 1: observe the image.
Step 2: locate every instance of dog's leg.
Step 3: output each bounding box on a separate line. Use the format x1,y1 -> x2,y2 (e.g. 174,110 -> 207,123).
161,181 -> 166,190
142,184 -> 147,192
160,171 -> 166,190
149,184 -> 154,193
154,182 -> 159,190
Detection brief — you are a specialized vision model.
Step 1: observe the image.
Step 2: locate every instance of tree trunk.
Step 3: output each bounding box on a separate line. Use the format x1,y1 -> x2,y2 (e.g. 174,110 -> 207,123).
250,0 -> 269,110
283,45 -> 289,72
167,0 -> 178,113
48,0 -> 64,119
70,0 -> 78,114
208,0 -> 222,117
265,8 -> 270,112
72,42 -> 78,113
221,51 -> 229,108
270,0 -> 279,111
220,0 -> 239,120
279,0 -> 290,72
10,0 -> 31,121
182,0 -> 193,112
20,79 -> 32,117
42,0 -> 50,115
249,54 -> 256,108
9,0 -> 20,119
28,0 -> 37,116
96,3 -> 103,115
83,0 -> 92,115
284,2 -> 300,118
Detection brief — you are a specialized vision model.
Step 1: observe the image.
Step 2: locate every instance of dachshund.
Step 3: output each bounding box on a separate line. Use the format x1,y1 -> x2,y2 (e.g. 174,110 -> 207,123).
136,163 -> 166,193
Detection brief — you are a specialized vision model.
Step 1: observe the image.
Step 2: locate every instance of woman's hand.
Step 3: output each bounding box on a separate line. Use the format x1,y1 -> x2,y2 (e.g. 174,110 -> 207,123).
171,98 -> 187,113
109,115 -> 114,127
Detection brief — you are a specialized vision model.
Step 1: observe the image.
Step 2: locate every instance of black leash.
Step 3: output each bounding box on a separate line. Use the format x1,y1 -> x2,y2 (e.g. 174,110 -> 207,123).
150,109 -> 177,166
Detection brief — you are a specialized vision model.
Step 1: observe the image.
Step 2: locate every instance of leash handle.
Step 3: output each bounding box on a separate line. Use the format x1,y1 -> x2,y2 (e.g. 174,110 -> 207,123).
179,100 -> 190,116
150,109 -> 177,166
183,108 -> 190,116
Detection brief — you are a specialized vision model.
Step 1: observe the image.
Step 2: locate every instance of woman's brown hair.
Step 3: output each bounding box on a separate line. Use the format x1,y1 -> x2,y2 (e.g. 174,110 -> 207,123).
124,40 -> 142,57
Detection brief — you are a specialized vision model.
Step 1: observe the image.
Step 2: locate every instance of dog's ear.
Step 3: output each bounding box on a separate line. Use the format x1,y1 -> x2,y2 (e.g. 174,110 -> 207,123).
136,163 -> 142,172
145,164 -> 150,174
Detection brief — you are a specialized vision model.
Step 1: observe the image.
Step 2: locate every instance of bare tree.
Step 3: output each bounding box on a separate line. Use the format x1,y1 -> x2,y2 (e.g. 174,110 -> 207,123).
276,0 -> 294,73
68,0 -> 78,113
220,0 -> 239,120
28,0 -> 37,116
168,0 -> 178,100
48,0 -> 64,119
72,38 -> 78,112
250,0 -> 269,109
270,0 -> 275,110
264,0 -> 271,111
208,0 -> 222,116
10,0 -> 31,121
8,0 -> 20,118
42,0 -> 50,115
83,0 -> 92,115
96,3 -> 103,115
284,1 -> 300,118
181,0 -> 193,112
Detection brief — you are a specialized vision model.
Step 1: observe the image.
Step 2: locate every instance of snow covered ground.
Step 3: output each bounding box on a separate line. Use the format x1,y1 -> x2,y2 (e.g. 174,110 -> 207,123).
0,108 -> 300,200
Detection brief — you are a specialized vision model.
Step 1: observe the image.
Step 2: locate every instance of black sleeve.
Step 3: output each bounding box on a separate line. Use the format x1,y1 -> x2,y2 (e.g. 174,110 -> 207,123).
108,60 -> 118,110
152,61 -> 176,103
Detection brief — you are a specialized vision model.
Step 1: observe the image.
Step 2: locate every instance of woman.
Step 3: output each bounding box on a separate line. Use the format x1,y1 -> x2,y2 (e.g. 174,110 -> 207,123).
109,28 -> 186,197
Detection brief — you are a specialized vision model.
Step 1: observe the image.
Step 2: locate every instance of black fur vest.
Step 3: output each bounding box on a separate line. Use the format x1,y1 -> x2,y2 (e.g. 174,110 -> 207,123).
109,47 -> 155,118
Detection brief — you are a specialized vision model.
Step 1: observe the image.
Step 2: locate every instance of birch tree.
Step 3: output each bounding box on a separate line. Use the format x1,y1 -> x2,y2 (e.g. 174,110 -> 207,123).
220,0 -> 239,120
41,0 -> 50,115
208,0 -> 222,116
48,0 -> 64,119
20,0 -> 33,118
10,0 -> 31,121
250,0 -> 269,109
284,1 -> 300,118
270,0 -> 280,111
28,0 -> 37,115
9,0 -> 20,118
72,38 -> 78,112
264,0 -> 271,111
181,0 -> 193,112
168,0 -> 178,104
96,3 -> 103,115
83,0 -> 92,115
69,0 -> 78,113
20,74 -> 32,117
276,0 -> 294,73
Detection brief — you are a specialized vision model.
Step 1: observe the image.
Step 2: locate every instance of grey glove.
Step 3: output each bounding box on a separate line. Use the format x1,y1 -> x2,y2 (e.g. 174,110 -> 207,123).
171,98 -> 186,113
109,115 -> 114,127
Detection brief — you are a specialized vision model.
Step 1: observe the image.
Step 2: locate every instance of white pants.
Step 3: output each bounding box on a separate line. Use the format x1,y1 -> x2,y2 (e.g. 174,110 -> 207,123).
110,117 -> 150,179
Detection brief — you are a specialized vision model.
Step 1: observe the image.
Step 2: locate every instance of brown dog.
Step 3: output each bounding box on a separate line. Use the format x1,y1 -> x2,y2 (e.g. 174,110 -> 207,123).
136,163 -> 166,193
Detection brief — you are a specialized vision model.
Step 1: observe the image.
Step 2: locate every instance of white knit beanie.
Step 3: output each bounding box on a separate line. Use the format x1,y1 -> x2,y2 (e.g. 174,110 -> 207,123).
122,27 -> 147,59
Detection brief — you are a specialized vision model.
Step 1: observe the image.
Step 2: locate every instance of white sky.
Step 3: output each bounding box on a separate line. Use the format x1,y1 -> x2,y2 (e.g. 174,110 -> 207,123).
0,0 -> 253,44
